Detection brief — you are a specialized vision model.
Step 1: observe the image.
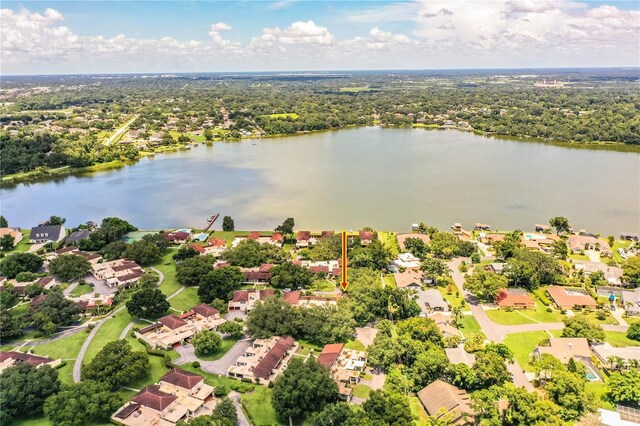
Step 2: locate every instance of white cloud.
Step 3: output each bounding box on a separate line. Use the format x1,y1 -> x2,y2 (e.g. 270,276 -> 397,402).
211,22 -> 232,31
251,20 -> 335,47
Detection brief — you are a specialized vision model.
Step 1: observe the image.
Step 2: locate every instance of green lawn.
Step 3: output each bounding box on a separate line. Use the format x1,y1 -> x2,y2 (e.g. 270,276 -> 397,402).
296,339 -> 323,356
383,274 -> 396,289
612,240 -> 632,263
195,337 -> 239,361
83,310 -> 134,363
2,230 -> 32,254
70,283 -> 94,297
29,331 -> 89,384
579,311 -> 618,326
378,231 -> 399,256
339,86 -> 371,92
169,286 -> 200,312
242,386 -> 283,426
438,286 -> 468,311
485,303 -> 564,326
309,279 -> 336,292
352,384 -> 372,399
586,381 -> 614,410
504,330 -> 562,372
263,112 -> 299,119
344,339 -> 367,351
457,315 -> 484,339
625,316 -> 640,325
151,250 -> 182,296
409,396 -> 430,425
604,331 -> 638,347
11,302 -> 30,319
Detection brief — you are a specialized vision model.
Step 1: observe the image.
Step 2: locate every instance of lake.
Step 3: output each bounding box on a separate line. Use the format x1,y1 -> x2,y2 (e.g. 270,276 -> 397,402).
3,127 -> 639,235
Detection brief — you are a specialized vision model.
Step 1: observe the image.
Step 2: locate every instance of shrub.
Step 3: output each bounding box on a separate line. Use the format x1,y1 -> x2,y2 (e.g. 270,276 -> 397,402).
241,377 -> 253,383
191,361 -> 200,368
546,307 -> 553,313
504,306 -> 514,312
214,385 -> 229,397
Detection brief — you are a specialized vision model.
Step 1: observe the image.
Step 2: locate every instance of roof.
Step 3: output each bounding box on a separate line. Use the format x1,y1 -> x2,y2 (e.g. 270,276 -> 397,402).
393,270 -> 423,289
66,229 -> 92,242
114,403 -> 141,420
0,351 -> 54,367
158,314 -> 188,330
416,289 -> 448,310
359,231 -> 374,240
445,347 -> 476,367
321,231 -> 335,238
30,225 -> 64,240
160,368 -> 203,390
189,244 -> 206,253
283,291 -> 301,305
0,228 -> 21,239
590,342 -> 640,363
209,237 -> 227,247
309,265 -> 330,274
297,231 -> 311,241
417,380 -> 474,424
247,232 -> 261,240
547,286 -> 597,308
55,246 -> 79,255
252,336 -> 295,380
131,385 -> 177,411
317,343 -> 344,368
536,338 -> 591,363
496,288 -> 534,307
231,289 -> 275,302
396,233 -> 430,251
271,233 -> 284,241
243,271 -> 271,281
191,303 -> 219,318
568,235 -> 612,253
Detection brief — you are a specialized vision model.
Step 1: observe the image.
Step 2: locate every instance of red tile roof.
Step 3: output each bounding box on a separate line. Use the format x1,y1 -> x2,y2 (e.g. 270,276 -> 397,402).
297,231 -> 311,241
209,237 -> 227,247
158,314 -> 188,330
259,264 -> 275,273
547,286 -> 597,309
190,244 -> 206,253
191,303 -> 219,318
131,385 -> 177,412
359,231 -> 374,240
309,265 -> 330,274
247,232 -> 261,240
317,343 -> 344,368
0,351 -> 54,367
271,233 -> 284,241
243,271 -> 271,281
496,288 -> 534,308
321,231 -> 335,238
161,368 -> 203,390
283,291 -> 301,305
253,336 -> 295,380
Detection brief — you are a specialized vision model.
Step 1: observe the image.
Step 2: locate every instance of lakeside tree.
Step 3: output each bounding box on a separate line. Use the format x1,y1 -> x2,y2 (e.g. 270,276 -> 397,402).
126,288 -> 169,319
549,216 -> 570,235
141,232 -> 171,251
79,217 -> 137,251
44,381 -> 123,426
349,240 -> 392,270
463,270 -> 508,302
494,230 -> 523,260
0,215 -> 7,227
198,266 -> 244,303
49,254 -> 92,281
100,240 -> 128,260
551,239 -> 569,259
222,216 -> 234,231
192,330 -> 222,355
429,232 -> 475,259
301,233 -> 342,261
270,262 -> 314,289
122,239 -> 162,265
0,253 -> 44,279
221,239 -> 289,267
561,316 -> 605,342
403,237 -> 430,259
505,249 -> 564,290
0,234 -> 15,250
275,217 -> 295,240
176,255 -> 216,286
82,340 -> 149,390
0,364 -> 60,424
43,215 -> 66,226
272,358 -> 339,420
203,129 -> 213,141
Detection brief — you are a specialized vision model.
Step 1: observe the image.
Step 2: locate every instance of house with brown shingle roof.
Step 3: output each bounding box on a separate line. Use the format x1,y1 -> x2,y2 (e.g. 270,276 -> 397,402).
0,351 -> 62,373
546,286 -> 597,310
227,336 -> 297,385
359,231 -> 374,246
228,289 -> 275,312
417,380 -> 474,425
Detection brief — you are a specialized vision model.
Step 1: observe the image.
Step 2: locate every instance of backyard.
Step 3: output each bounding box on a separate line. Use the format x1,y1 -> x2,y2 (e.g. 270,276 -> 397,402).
504,330 -> 563,372
604,331 -> 638,348
168,286 -> 200,312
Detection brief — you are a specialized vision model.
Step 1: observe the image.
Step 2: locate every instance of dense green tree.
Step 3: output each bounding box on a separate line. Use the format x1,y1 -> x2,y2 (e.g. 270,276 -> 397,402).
141,232 -> 171,250
561,316 -> 605,342
0,215 -> 7,227
0,234 -> 15,250
270,262 -> 314,289
472,351 -> 511,388
622,256 -> 640,285
217,320 -> 244,339
198,266 -> 244,303
126,288 -> 169,319
275,217 -> 295,238
23,282 -> 45,298
16,271 -> 39,282
246,297 -> 302,338
362,390 -> 413,426
303,233 -> 342,261
272,358 -> 339,420
627,322 -> 640,341
482,343 -> 514,362
44,381 -> 123,426
0,308 -> 23,338
122,239 -> 162,265
463,270 -> 508,302
421,257 -> 451,281
49,254 -> 92,281
551,239 -> 569,259
505,249 -> 564,290
30,291 -> 81,332
192,330 -> 222,355
173,246 -> 200,262
300,305 -> 357,345
82,340 -> 149,389
0,253 -> 44,279
0,283 -> 19,310
494,230 -> 523,260
203,129 -> 213,141
549,217 -> 570,235
43,215 -> 66,226
222,216 -> 234,231
411,346 -> 449,387
179,397 -> 237,426
545,369 -> 597,420
349,240 -> 392,270
0,364 -> 60,423
221,239 -> 289,267
176,255 -> 216,286
403,237 -> 430,259
429,232 -> 475,259
606,369 -> 640,408
99,240 -> 128,260
311,403 -> 356,426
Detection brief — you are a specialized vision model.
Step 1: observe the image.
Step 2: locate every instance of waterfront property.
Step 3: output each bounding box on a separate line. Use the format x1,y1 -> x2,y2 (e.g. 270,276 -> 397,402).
396,233 -> 430,251
0,227 -> 23,246
29,225 -> 66,243
227,336 -> 297,384
568,235 -> 613,257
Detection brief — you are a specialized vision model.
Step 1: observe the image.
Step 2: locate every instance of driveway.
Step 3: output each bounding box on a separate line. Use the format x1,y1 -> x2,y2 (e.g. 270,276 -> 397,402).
355,327 -> 378,347
360,367 -> 385,390
229,391 -> 250,426
174,339 -> 253,376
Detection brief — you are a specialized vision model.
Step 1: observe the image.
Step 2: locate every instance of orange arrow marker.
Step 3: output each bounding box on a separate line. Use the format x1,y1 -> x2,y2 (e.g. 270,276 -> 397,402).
340,230 -> 348,291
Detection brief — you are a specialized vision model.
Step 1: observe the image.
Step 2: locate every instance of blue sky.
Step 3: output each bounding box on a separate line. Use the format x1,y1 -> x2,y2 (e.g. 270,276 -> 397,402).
2,1 -> 639,74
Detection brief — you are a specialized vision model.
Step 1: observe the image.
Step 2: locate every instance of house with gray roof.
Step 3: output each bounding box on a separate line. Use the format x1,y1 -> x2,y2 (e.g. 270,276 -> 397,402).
622,288 -> 640,316
66,229 -> 93,245
29,225 -> 66,244
414,289 -> 449,316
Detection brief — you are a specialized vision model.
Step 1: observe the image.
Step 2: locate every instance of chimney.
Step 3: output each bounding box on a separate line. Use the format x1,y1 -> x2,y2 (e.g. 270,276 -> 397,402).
569,342 -> 573,350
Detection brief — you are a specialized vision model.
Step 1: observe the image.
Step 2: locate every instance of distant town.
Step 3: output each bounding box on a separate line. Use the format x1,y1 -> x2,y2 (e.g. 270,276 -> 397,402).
1,213 -> 639,425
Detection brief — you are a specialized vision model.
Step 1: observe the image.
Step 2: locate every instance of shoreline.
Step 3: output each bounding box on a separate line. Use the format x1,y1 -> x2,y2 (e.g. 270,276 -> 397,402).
2,125 -> 638,187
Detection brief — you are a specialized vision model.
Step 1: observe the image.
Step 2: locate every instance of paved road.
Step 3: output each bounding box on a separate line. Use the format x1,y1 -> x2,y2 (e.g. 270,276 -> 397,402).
106,114 -> 138,145
29,323 -> 91,346
174,339 -> 253,376
229,391 -> 251,426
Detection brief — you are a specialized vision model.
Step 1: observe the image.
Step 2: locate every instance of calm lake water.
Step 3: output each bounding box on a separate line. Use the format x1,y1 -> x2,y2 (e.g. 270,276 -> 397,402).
3,127 -> 639,235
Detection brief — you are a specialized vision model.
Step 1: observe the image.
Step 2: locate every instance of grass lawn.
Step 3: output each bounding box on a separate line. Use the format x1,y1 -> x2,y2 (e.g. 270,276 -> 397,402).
195,337 -> 239,361
309,279 -> 336,292
409,396 -> 430,425
612,240 -> 632,263
84,310 -> 134,363
485,303 -> 563,326
30,331 -> 88,384
151,250 -> 182,297
339,86 -> 371,92
70,283 -> 94,297
383,274 -> 396,288
352,384 -> 372,399
296,339 -> 323,356
242,386 -> 283,426
344,339 -> 367,351
586,381 -> 614,410
578,311 -> 618,326
457,315 -> 485,339
625,316 -> 640,325
3,230 -> 32,254
504,330 -> 561,372
378,231 -> 399,256
11,302 -> 30,319
169,286 -> 200,312
604,331 -> 638,347
569,254 -> 591,261
437,286 -> 468,311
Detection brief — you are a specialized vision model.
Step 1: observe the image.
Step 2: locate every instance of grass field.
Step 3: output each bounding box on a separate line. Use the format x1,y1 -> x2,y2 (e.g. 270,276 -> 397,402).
263,113 -> 299,119
344,339 -> 367,351
504,330 -> 562,372
409,396 -> 430,425
339,86 -> 372,92
242,386 -> 283,425
11,302 -> 30,319
309,279 -> 336,292
378,231 -> 399,255
29,331 -> 89,384
169,286 -> 200,312
383,274 -> 396,288
352,384 -> 372,399
3,230 -> 32,254
586,381 -> 614,410
70,283 -> 94,297
152,250 -> 182,296
195,337 -> 239,361
83,310 -> 134,363
604,331 -> 638,347
612,240 -> 633,263
438,286 -> 468,311
485,303 -> 563,326
457,315 -> 484,339
578,310 -> 618,326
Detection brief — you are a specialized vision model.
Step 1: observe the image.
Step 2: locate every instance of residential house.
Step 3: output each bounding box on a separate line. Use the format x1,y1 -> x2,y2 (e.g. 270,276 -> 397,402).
393,270 -> 424,290
203,238 -> 227,257
112,368 -> 216,425
574,261 -> 624,286
590,343 -> 640,367
0,228 -> 23,246
136,304 -> 225,349
29,225 -> 66,243
417,380 -> 474,426
164,231 -> 191,245
474,223 -> 491,231
93,259 -> 144,288
0,351 -> 62,373
227,289 -> 276,312
75,295 -> 113,315
414,289 -> 449,315
393,253 -> 421,270
66,229 -> 93,245
45,245 -> 79,260
568,235 -> 613,257
300,260 -> 341,277
296,231 -> 312,248
396,233 -> 430,251
430,313 -> 461,339
445,347 -> 476,367
241,264 -> 273,283
546,286 -> 597,310
317,343 -> 367,401
359,231 -> 374,246
227,336 -> 297,384
620,233 -> 639,241
534,338 -> 592,364
489,263 -> 505,274
283,291 -> 339,308
496,288 -> 535,309
622,288 -> 640,316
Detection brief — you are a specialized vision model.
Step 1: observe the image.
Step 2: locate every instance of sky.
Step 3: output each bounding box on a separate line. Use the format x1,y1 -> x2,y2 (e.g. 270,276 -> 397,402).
1,0 -> 639,75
